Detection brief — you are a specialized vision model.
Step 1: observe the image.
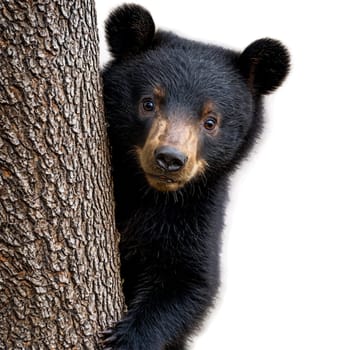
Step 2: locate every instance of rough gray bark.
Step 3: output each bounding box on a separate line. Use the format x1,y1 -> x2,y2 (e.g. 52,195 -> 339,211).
0,1 -> 124,348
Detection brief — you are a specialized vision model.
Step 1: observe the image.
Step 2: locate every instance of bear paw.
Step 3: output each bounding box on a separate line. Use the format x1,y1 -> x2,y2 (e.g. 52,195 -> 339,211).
99,322 -> 158,350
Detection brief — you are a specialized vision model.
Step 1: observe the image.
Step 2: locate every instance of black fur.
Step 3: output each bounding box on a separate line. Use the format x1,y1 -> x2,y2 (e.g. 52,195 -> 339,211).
239,38 -> 290,95
106,4 -> 155,59
101,4 -> 290,350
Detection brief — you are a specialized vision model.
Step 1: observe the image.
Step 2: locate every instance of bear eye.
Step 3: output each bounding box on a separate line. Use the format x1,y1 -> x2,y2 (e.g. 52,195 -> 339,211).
203,117 -> 218,131
142,98 -> 155,112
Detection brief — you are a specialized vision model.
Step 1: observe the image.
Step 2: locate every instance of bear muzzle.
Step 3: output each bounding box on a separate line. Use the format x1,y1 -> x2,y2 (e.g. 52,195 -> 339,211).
136,116 -> 206,192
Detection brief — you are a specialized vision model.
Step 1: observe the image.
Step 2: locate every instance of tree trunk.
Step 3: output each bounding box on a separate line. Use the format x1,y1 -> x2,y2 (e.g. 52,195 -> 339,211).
0,1 -> 124,348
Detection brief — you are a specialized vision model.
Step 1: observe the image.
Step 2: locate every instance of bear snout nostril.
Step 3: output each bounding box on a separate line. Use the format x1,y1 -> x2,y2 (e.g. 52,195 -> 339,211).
155,146 -> 188,172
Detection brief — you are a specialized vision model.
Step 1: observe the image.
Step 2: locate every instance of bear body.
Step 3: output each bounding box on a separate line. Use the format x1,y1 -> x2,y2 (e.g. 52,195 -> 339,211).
101,5 -> 289,350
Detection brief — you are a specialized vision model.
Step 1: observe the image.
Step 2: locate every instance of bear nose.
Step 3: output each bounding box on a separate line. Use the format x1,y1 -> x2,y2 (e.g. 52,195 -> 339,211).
154,146 -> 188,172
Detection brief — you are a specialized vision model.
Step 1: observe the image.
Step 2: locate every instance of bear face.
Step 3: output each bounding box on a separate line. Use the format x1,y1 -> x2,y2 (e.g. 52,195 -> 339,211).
104,43 -> 253,192
102,4 -> 290,193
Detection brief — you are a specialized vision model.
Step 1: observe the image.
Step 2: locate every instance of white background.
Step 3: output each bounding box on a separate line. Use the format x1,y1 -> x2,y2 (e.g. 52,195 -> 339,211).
96,1 -> 350,349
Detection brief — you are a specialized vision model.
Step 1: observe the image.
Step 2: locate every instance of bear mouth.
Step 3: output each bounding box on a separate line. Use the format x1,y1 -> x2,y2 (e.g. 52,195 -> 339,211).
145,173 -> 185,192
146,173 -> 175,184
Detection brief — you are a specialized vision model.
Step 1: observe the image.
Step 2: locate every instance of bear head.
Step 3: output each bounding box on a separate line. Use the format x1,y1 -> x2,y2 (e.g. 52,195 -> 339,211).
103,4 -> 290,192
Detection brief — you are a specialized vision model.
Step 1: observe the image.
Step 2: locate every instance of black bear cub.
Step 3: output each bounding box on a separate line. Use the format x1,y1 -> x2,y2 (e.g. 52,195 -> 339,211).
101,4 -> 289,350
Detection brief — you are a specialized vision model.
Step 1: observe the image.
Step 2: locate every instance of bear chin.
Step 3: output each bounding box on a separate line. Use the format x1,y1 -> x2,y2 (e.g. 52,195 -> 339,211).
145,173 -> 186,192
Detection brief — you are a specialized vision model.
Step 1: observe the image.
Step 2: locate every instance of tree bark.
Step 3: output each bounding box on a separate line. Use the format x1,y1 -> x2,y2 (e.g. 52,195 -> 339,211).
0,1 -> 124,348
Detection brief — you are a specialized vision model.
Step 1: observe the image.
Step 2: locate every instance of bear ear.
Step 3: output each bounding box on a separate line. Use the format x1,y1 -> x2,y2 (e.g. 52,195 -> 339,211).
238,38 -> 290,95
105,4 -> 155,59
